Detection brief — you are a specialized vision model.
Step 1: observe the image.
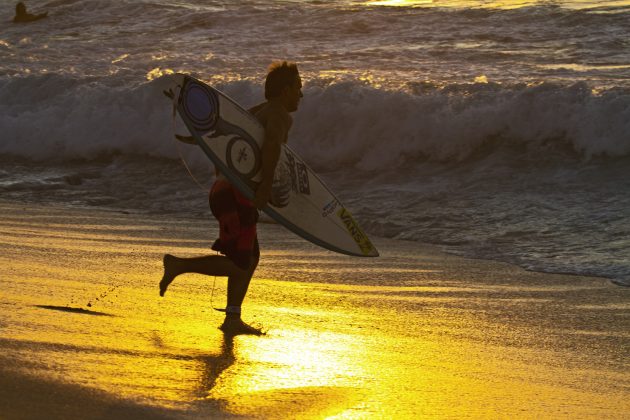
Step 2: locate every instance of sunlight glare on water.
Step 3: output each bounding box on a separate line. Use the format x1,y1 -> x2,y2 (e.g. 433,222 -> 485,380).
363,0 -> 630,8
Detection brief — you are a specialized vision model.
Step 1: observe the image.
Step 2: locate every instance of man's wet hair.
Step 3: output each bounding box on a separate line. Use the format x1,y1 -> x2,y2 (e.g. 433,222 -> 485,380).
264,61 -> 299,100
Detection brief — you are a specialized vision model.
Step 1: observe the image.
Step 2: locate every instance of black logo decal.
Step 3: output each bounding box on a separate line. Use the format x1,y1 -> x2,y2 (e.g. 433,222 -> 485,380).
297,162 -> 310,195
237,147 -> 248,164
285,152 -> 298,193
337,208 -> 374,256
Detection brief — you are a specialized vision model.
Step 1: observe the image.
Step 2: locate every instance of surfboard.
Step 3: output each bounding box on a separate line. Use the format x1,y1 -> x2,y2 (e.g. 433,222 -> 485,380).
166,73 -> 378,257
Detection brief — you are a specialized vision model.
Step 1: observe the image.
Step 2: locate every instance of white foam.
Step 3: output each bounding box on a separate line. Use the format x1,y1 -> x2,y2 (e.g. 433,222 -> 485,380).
1,74 -> 629,170
1,74 -> 179,161
292,81 -> 630,170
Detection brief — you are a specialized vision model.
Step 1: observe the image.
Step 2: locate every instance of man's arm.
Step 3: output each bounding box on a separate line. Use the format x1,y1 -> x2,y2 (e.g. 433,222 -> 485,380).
253,113 -> 287,209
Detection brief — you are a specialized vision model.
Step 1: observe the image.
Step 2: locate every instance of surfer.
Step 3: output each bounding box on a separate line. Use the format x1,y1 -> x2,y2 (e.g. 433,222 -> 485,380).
159,61 -> 303,336
13,2 -> 48,23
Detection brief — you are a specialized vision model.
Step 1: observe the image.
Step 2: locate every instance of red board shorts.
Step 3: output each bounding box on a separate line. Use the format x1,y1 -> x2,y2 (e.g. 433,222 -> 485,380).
209,179 -> 259,270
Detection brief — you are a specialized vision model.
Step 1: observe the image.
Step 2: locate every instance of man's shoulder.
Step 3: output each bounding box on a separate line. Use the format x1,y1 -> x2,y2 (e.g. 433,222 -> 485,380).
253,102 -> 291,127
248,102 -> 266,115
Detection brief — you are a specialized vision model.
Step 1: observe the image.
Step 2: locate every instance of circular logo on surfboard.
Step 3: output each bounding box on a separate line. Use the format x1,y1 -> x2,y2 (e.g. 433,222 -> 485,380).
182,81 -> 219,133
226,136 -> 261,180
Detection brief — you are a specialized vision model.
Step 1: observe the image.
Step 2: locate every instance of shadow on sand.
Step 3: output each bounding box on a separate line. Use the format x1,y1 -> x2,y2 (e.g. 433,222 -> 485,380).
34,305 -> 113,317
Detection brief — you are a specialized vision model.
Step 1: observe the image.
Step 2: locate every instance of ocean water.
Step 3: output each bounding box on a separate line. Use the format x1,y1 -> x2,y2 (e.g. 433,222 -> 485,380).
1,0 -> 629,284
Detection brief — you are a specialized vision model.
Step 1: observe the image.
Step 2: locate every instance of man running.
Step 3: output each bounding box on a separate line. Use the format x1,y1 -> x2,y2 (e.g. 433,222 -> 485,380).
159,61 -> 303,335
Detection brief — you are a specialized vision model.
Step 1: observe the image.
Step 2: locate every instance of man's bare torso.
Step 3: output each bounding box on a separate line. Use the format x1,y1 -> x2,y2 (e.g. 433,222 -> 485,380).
249,101 -> 292,144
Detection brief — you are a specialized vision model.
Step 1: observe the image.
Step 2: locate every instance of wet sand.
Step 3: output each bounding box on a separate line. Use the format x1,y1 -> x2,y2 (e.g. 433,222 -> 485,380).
0,199 -> 628,419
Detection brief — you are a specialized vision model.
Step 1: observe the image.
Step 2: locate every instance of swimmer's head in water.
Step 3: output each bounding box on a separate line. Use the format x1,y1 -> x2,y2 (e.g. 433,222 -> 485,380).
16,2 -> 27,15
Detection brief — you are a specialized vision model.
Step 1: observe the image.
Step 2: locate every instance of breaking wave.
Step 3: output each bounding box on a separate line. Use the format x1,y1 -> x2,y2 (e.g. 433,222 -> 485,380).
1,73 -> 629,171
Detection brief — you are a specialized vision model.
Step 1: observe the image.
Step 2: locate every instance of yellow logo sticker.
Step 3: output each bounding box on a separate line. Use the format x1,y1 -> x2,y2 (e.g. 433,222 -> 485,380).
337,207 -> 375,256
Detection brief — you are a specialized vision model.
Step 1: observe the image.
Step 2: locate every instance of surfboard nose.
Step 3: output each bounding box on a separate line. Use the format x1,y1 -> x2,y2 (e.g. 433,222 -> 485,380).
181,79 -> 219,133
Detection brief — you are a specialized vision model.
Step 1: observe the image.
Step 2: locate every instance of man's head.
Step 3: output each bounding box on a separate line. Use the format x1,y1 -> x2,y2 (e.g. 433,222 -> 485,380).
265,61 -> 303,112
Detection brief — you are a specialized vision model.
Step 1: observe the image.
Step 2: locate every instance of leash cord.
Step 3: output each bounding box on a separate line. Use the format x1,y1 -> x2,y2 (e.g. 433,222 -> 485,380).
166,86 -> 209,193
167,85 -> 224,314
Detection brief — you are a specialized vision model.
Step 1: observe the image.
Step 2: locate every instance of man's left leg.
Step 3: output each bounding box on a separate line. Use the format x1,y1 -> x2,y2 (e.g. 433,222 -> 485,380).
221,238 -> 262,335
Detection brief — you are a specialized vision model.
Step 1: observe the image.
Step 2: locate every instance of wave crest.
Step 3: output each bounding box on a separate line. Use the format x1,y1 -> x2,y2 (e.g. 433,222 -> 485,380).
1,74 -> 629,169
292,81 -> 630,170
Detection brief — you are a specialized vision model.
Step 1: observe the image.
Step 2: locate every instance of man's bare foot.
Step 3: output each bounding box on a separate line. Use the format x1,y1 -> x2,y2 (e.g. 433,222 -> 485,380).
219,317 -> 265,336
159,254 -> 177,297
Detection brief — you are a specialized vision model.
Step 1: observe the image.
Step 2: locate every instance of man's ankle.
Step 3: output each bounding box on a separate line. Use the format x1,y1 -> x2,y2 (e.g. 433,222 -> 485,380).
225,306 -> 241,317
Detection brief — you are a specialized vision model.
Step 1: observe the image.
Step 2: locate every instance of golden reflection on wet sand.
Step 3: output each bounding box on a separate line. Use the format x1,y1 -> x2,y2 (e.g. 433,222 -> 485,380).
366,0 -> 630,8
1,201 -> 628,418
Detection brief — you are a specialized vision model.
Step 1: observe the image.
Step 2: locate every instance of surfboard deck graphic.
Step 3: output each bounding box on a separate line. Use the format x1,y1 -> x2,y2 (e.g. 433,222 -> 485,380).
168,73 -> 378,257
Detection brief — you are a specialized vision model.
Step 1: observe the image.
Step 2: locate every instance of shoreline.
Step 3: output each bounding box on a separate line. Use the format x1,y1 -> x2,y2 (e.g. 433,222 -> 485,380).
1,196 -> 622,288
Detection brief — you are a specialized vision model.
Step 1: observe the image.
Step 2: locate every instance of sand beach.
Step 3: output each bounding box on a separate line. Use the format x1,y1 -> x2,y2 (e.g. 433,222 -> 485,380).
0,199 -> 628,419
